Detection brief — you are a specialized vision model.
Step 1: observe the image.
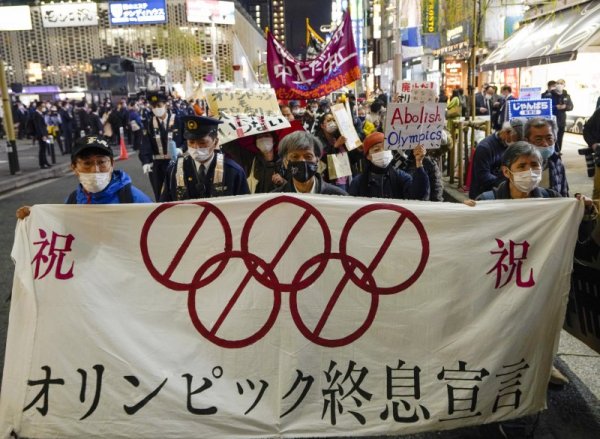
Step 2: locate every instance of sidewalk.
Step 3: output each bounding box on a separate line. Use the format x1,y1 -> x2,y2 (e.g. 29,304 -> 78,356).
0,138 -> 129,195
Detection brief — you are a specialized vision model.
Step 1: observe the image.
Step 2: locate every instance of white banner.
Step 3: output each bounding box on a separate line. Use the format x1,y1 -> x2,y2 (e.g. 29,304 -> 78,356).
41,3 -> 98,28
0,195 -> 582,438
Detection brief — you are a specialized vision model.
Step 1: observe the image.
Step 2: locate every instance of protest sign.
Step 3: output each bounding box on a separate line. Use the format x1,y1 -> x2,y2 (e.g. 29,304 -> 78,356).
384,102 -> 446,150
1,196 -> 582,438
518,87 -> 542,100
331,103 -> 361,151
205,89 -> 290,144
327,152 -> 353,179
397,81 -> 437,103
509,99 -> 553,119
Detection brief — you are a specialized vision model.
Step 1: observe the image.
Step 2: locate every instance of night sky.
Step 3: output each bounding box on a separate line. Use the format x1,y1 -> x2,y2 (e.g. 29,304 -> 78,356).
285,1 -> 331,57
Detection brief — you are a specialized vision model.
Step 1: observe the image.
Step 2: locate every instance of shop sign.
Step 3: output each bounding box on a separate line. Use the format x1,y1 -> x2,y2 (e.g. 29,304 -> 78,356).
433,41 -> 468,57
519,87 -> 542,100
41,2 -> 98,28
422,0 -> 439,34
509,99 -> 553,119
446,25 -> 464,44
108,0 -> 167,25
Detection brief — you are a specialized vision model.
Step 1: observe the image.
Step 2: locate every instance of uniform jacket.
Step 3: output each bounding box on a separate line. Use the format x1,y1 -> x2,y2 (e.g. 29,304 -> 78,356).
348,162 -> 429,199
140,111 -> 180,165
66,170 -> 152,204
160,153 -> 249,201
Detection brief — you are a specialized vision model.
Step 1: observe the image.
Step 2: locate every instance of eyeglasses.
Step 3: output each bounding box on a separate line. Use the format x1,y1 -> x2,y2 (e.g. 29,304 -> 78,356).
76,158 -> 112,171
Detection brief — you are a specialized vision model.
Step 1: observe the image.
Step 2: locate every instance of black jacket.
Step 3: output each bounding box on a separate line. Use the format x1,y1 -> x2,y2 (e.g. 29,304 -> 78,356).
32,111 -> 47,140
271,174 -> 348,196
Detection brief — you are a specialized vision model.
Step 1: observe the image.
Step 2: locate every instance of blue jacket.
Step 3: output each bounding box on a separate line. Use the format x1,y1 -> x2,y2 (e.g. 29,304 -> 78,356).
469,133 -> 507,200
66,170 -> 152,204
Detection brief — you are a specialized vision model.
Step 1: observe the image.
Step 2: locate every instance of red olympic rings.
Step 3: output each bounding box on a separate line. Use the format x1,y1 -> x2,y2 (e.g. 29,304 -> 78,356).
140,196 -> 429,348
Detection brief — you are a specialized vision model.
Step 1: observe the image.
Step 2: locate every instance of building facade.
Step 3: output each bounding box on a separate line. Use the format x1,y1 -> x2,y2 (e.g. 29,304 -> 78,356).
0,0 -> 266,91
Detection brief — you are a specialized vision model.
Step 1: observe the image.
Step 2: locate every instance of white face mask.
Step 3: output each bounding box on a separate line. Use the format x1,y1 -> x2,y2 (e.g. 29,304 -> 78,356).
152,107 -> 166,118
370,150 -> 393,168
189,147 -> 213,163
256,137 -> 274,153
510,169 -> 542,193
555,84 -> 564,92
325,121 -> 337,134
78,171 -> 111,193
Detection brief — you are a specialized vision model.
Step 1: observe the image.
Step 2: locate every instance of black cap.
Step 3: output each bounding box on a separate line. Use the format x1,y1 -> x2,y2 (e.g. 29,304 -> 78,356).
72,136 -> 113,160
182,116 -> 223,140
147,91 -> 167,105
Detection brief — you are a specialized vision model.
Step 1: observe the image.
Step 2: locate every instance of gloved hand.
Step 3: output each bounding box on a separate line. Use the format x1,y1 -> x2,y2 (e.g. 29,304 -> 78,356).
168,140 -> 182,160
142,163 -> 153,174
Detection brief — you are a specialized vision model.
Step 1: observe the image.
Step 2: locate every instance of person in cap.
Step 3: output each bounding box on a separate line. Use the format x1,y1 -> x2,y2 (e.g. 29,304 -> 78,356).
160,116 -> 249,201
468,118 -> 524,200
139,90 -> 182,201
271,131 -> 347,196
16,135 -> 152,218
348,132 -> 429,199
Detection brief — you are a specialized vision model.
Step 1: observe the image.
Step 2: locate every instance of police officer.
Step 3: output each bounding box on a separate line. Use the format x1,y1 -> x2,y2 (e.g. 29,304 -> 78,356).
140,91 -> 181,201
160,115 -> 249,201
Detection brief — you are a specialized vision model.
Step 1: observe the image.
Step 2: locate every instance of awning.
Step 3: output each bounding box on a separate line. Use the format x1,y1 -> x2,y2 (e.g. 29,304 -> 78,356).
480,1 -> 600,71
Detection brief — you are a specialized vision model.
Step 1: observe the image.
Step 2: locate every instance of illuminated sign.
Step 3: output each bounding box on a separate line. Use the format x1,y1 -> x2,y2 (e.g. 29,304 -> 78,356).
109,0 -> 167,25
0,6 -> 32,31
422,0 -> 439,34
186,0 -> 235,25
41,3 -> 98,28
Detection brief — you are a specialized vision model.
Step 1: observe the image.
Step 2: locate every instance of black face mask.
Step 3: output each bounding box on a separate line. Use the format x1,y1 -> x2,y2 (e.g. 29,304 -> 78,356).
288,161 -> 317,183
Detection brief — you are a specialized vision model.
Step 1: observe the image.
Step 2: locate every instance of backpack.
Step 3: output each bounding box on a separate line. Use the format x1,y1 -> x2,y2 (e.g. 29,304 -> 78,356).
66,183 -> 133,204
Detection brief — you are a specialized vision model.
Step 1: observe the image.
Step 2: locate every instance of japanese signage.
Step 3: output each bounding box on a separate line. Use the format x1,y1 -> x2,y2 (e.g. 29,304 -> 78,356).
1,196 -> 581,437
384,103 -> 446,150
0,5 -> 32,31
519,87 -> 542,100
186,0 -> 236,25
41,3 -> 98,28
509,99 -> 553,119
267,11 -> 361,100
422,0 -> 439,34
108,0 -> 167,26
444,61 -> 463,93
397,81 -> 437,104
205,89 -> 290,144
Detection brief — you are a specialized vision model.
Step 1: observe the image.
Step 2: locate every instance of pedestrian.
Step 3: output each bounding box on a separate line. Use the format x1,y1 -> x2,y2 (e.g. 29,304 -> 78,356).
160,115 -> 249,201
349,132 -> 429,199
494,85 -> 516,131
139,91 -> 182,201
58,101 -> 74,154
546,79 -> 573,153
272,130 -> 347,195
32,102 -> 51,169
15,135 -> 152,218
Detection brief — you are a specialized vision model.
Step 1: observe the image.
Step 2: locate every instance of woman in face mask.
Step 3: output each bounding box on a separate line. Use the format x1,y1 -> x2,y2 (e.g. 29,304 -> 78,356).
247,132 -> 286,193
476,142 -> 556,200
348,132 -> 430,200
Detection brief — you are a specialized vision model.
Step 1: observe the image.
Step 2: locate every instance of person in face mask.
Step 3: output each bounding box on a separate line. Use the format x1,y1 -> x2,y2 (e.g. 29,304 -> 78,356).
139,91 -> 182,201
271,131 -> 347,195
469,118 -> 524,200
523,117 -> 569,197
548,79 -> 573,154
15,136 -> 151,217
160,115 -> 249,201
348,132 -> 429,199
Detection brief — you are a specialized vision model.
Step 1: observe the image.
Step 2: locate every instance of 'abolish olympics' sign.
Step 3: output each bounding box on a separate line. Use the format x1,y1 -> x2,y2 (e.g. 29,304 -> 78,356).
140,196 -> 429,348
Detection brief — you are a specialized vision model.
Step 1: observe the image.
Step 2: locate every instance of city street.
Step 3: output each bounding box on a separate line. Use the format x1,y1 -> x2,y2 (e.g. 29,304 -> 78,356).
0,141 -> 598,438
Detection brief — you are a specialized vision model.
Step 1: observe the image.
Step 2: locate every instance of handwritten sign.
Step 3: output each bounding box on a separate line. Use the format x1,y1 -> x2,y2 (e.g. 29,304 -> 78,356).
206,89 -> 291,144
331,103 -> 361,151
398,81 -> 437,103
384,103 -> 446,150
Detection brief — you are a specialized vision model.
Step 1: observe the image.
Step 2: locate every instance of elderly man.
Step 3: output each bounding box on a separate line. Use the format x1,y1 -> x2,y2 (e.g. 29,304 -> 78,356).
523,117 -> 569,197
349,132 -> 429,199
272,131 -> 347,195
16,135 -> 152,218
160,115 -> 249,201
469,118 -> 524,199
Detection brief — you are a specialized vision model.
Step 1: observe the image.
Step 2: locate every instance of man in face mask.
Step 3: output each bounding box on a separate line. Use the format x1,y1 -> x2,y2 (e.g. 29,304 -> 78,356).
272,131 -> 347,195
160,115 -> 249,201
469,118 -> 524,199
139,91 -> 182,201
548,79 -> 573,154
16,136 -> 151,217
524,117 -> 569,197
348,132 -> 429,199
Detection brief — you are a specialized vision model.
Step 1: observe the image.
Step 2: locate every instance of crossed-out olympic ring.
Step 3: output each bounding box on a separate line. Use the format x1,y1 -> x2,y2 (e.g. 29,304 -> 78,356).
140,196 -> 429,348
